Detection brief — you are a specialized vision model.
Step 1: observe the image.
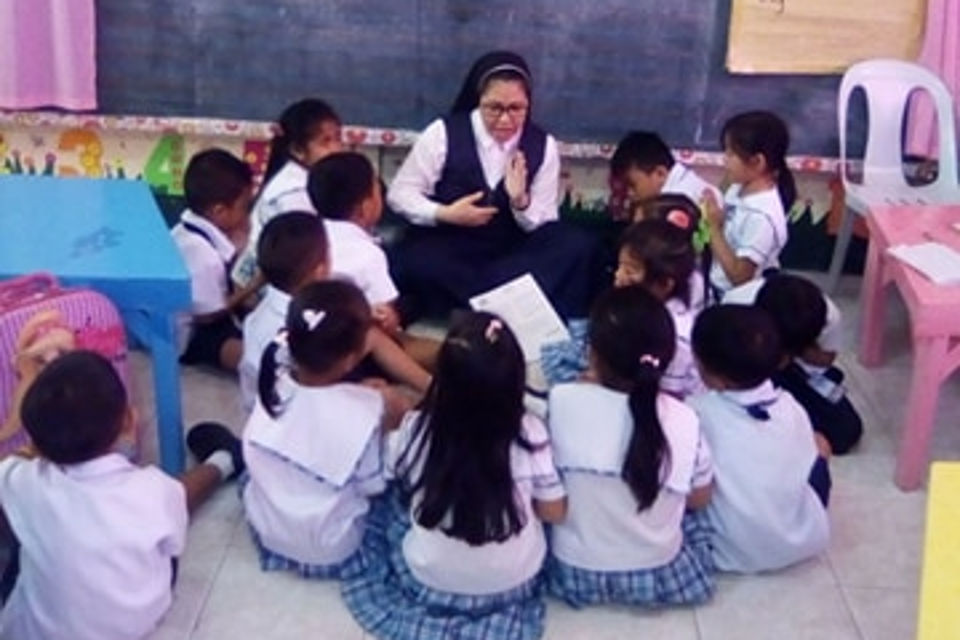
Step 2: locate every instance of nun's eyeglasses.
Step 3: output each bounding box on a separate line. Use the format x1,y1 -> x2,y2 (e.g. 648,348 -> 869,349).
479,102 -> 528,119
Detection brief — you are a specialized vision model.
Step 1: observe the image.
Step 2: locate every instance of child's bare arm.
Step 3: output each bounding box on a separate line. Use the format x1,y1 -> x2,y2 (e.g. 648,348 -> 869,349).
369,328 -> 432,393
534,497 -> 567,524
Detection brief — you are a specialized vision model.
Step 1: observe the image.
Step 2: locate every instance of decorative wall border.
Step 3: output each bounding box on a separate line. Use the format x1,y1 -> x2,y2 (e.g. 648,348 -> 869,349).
0,110 -> 840,173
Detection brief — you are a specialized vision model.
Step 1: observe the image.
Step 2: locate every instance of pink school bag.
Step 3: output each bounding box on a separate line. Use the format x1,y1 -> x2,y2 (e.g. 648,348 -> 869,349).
0,273 -> 135,458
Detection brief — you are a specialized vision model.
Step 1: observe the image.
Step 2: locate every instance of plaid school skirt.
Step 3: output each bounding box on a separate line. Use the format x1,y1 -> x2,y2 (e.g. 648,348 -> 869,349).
546,510 -> 716,608
341,491 -> 547,640
540,319 -> 589,387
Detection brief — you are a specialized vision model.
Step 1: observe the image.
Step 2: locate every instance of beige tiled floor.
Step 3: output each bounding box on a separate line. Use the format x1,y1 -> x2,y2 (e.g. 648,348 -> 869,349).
136,273 -> 957,640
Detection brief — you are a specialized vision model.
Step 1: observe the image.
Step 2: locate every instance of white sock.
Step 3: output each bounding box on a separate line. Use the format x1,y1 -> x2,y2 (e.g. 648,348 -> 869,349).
205,450 -> 234,480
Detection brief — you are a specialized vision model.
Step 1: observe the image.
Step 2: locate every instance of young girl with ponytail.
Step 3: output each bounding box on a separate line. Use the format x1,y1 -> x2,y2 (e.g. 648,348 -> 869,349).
546,285 -> 715,607
241,279 -> 410,578
701,110 -> 794,295
232,98 -> 343,286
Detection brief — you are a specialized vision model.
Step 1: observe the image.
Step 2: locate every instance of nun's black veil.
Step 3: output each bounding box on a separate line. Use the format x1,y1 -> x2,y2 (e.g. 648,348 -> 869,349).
449,51 -> 532,115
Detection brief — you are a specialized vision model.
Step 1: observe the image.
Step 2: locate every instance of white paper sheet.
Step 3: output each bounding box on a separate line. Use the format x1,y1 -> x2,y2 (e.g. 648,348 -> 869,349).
469,273 -> 570,362
887,242 -> 960,285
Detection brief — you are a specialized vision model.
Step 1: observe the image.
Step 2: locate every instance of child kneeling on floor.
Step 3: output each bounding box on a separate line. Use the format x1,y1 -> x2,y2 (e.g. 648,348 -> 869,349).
343,313 -> 567,640
547,285 -> 715,607
0,351 -> 241,640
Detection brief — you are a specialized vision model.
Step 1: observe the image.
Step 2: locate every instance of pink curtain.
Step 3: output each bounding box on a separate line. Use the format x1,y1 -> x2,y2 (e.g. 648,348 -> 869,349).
0,0 -> 96,110
908,0 -> 960,155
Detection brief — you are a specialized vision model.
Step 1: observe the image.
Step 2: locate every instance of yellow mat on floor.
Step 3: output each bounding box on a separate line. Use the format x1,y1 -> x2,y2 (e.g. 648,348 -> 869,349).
918,462 -> 960,639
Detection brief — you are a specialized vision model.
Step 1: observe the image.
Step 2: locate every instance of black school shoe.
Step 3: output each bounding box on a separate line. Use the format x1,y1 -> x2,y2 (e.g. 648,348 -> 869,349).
186,422 -> 245,480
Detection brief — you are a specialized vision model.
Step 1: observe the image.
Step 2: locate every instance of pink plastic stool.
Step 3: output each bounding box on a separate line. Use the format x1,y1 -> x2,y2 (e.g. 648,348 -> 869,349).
858,205 -> 960,490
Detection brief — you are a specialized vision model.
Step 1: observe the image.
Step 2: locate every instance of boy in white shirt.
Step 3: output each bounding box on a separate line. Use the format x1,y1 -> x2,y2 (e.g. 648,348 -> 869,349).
688,304 -> 830,573
0,351 -> 242,640
307,151 -> 440,371
171,149 -> 261,372
609,131 -> 722,220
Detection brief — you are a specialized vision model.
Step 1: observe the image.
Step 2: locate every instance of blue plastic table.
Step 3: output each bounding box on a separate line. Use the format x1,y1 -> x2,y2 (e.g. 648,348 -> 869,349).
0,175 -> 191,473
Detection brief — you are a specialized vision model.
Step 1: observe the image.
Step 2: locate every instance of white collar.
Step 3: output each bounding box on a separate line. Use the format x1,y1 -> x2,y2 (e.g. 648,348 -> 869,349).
60,452 -> 133,479
263,285 -> 291,316
470,108 -> 521,153
325,218 -> 375,242
665,162 -> 689,187
718,380 -> 780,419
180,209 -> 236,262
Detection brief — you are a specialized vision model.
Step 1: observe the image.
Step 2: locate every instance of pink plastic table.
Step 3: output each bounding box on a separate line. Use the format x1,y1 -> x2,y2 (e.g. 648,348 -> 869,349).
859,205 -> 960,490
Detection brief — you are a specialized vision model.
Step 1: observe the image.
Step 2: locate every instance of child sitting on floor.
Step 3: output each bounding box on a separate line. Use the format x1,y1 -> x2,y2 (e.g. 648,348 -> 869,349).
547,286 -> 715,608
343,312 -> 566,640
689,305 -> 830,573
241,280 -> 411,577
172,148 -> 260,372
0,351 -> 241,640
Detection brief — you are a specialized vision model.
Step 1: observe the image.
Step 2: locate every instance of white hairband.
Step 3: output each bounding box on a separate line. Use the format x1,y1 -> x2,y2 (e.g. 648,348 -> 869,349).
302,309 -> 326,331
478,63 -> 531,90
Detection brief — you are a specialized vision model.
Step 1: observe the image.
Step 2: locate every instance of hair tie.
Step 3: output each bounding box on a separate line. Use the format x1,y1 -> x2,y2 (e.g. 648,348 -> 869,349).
485,319 -> 504,343
665,209 -> 691,230
639,354 -> 660,368
477,63 -> 531,91
302,309 -> 326,331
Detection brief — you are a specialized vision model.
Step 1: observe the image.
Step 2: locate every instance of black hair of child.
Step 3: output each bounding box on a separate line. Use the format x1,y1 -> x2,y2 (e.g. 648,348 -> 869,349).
262,98 -> 341,186
398,311 -> 530,545
755,273 -> 828,359
258,280 -> 371,418
589,285 -> 675,511
721,111 -> 797,211
641,193 -> 713,300
451,50 -> 533,115
306,152 -> 376,220
692,304 -> 782,389
256,212 -> 329,293
183,148 -> 253,216
619,219 -> 696,307
610,131 -> 675,178
20,350 -> 126,465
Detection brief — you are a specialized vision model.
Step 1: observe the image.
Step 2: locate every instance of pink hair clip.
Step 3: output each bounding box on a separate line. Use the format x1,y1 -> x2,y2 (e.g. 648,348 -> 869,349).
485,319 -> 504,343
665,209 -> 691,230
639,354 -> 661,368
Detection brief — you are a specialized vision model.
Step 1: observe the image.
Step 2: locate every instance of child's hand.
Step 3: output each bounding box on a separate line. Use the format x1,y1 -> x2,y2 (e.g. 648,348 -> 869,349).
13,311 -> 75,384
701,189 -> 725,229
505,152 -> 530,209
372,303 -> 402,337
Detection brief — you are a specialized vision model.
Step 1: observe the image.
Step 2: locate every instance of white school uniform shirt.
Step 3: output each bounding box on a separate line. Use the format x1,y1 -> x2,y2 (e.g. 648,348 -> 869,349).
662,162 -> 723,207
387,411 -> 565,595
239,285 -> 291,412
0,454 -> 187,640
387,109 -> 560,231
170,209 -> 236,354
242,380 -> 386,566
662,296 -> 705,398
688,381 -> 829,573
326,219 -> 399,305
709,184 -> 788,294
721,278 -> 845,353
232,160 -> 315,286
548,383 -> 712,571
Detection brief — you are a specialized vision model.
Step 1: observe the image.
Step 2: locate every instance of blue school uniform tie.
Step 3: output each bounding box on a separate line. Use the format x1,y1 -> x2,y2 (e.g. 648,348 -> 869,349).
183,221 -> 236,294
